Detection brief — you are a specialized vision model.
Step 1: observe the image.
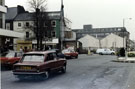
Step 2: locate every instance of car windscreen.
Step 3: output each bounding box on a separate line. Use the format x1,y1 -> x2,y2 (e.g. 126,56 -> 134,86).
22,54 -> 45,62
6,52 -> 15,57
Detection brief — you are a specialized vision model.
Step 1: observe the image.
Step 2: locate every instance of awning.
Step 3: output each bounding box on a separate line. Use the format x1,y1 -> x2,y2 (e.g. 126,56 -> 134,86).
0,29 -> 24,38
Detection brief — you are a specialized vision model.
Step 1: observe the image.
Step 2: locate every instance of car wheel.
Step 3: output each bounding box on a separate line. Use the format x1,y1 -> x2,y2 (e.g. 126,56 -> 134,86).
99,53 -> 103,55
61,65 -> 66,73
75,55 -> 78,59
111,53 -> 115,55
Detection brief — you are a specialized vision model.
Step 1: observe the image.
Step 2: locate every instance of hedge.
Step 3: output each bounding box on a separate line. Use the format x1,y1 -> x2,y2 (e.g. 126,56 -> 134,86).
128,52 -> 135,57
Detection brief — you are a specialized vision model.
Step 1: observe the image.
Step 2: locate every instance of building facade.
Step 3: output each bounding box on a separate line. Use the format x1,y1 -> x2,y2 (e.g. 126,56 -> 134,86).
73,25 -> 129,40
0,0 -> 24,53
11,10 -> 72,51
0,0 -> 6,29
78,33 -> 126,52
73,24 -> 130,50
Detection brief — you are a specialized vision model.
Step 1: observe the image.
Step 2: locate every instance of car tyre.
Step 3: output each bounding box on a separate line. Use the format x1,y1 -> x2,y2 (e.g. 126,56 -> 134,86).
61,65 -> 66,73
75,55 -> 78,59
99,53 -> 103,55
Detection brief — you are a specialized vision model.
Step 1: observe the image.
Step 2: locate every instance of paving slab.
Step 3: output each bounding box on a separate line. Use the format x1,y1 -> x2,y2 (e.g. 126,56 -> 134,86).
112,57 -> 135,63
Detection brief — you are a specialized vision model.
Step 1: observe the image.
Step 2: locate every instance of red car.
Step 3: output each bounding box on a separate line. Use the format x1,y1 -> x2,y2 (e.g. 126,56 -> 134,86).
0,51 -> 23,67
62,49 -> 78,59
13,51 -> 67,79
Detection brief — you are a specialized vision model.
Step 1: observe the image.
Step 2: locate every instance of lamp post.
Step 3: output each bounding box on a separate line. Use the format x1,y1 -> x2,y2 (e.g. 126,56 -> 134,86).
122,18 -> 132,59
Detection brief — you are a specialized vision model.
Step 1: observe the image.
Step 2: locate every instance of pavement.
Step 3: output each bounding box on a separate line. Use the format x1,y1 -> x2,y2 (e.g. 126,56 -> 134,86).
112,57 -> 135,63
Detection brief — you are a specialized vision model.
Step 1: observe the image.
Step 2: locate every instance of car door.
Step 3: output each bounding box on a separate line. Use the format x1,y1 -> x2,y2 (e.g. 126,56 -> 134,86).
52,52 -> 62,69
8,52 -> 20,64
106,49 -> 110,54
45,53 -> 56,70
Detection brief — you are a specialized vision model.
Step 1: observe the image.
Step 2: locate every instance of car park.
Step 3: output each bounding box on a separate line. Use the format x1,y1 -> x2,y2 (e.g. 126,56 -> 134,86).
96,48 -> 115,55
62,49 -> 78,59
12,51 -> 67,80
0,51 -> 23,67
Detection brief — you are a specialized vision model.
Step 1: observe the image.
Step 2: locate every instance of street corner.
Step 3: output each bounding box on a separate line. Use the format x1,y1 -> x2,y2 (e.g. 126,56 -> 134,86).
112,57 -> 135,63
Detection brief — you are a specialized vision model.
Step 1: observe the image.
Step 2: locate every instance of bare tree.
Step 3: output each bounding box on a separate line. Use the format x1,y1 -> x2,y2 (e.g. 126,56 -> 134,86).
26,0 -> 53,51
28,0 -> 47,11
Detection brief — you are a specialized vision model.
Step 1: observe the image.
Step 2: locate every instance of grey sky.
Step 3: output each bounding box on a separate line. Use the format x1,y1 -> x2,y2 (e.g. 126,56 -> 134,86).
5,0 -> 135,40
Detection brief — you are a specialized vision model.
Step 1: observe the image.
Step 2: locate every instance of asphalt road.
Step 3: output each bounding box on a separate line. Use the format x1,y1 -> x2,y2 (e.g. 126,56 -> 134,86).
1,54 -> 135,89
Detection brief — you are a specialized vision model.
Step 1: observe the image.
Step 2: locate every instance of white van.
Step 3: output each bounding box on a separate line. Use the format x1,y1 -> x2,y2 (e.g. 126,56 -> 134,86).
96,48 -> 115,55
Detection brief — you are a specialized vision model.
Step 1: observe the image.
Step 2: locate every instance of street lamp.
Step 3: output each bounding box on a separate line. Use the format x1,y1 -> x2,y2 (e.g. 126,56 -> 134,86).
122,18 -> 132,59
122,18 -> 132,48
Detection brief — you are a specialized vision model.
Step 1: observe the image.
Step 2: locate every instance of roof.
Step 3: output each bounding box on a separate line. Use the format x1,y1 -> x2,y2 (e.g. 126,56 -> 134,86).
14,11 -> 61,21
14,13 -> 35,21
6,5 -> 26,20
6,7 -> 18,20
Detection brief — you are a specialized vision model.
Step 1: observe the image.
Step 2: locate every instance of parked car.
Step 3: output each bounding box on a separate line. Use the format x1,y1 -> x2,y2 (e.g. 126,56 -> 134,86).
0,51 -> 23,67
96,48 -> 115,55
47,49 -> 65,58
12,51 -> 67,80
62,49 -> 78,59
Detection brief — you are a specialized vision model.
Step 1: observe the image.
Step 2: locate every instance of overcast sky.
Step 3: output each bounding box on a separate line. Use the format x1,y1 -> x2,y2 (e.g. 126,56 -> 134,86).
5,0 -> 135,40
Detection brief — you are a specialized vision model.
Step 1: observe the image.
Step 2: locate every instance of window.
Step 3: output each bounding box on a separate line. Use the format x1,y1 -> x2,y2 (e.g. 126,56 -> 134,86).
44,22 -> 48,27
52,31 -> 56,37
46,53 -> 54,61
0,0 -> 3,5
26,22 -> 29,27
18,23 -> 21,27
51,20 -> 56,27
16,52 -> 23,57
6,23 -> 10,30
26,32 -> 29,38
22,54 -> 45,62
0,13 -> 2,28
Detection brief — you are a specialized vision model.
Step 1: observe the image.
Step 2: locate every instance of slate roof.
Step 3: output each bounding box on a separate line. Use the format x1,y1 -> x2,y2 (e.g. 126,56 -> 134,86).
6,7 -> 18,20
14,13 -> 35,21
14,11 -> 61,21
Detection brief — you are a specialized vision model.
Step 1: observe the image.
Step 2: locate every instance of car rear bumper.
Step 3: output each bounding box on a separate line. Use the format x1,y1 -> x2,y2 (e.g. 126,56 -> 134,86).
13,71 -> 45,75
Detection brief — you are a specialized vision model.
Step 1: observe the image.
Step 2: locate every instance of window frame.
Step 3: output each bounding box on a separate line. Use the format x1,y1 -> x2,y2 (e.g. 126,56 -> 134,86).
51,20 -> 56,27
18,23 -> 22,27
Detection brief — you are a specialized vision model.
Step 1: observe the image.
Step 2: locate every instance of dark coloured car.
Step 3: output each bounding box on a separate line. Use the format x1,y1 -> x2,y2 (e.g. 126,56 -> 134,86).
12,51 -> 67,79
0,51 -> 23,67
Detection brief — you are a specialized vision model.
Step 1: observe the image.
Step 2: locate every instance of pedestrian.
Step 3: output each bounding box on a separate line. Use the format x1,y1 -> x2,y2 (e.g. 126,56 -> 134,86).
20,46 -> 23,52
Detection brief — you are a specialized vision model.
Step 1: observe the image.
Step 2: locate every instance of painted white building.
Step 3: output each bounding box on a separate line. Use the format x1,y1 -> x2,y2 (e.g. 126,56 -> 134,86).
78,33 -> 125,50
101,33 -> 125,48
14,20 -> 35,39
79,34 -> 99,48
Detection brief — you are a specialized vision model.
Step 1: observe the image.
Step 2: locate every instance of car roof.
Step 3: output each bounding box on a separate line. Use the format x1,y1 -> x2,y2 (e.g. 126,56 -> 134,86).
24,50 -> 56,55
